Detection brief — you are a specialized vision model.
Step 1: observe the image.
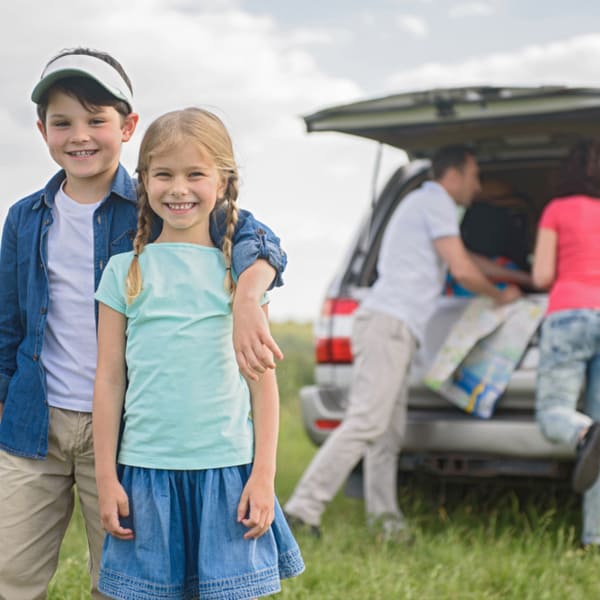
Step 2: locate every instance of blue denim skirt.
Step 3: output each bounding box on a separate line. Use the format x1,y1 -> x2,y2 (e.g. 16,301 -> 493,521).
98,464 -> 304,600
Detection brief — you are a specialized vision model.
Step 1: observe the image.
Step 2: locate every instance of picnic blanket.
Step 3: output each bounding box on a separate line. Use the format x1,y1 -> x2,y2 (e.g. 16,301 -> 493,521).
424,296 -> 545,418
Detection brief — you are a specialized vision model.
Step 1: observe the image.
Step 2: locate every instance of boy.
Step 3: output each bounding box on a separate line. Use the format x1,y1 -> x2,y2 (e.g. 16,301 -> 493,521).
0,47 -> 287,599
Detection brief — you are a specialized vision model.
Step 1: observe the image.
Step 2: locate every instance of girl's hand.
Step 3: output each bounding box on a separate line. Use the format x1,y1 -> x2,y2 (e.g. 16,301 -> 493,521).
98,478 -> 134,540
237,474 -> 275,539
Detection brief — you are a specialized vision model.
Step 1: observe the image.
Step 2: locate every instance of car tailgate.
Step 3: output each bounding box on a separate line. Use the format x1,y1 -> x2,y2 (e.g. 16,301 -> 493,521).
304,86 -> 600,157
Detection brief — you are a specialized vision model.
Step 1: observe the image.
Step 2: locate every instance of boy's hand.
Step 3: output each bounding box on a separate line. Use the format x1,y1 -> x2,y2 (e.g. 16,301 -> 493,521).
98,478 -> 134,540
232,297 -> 283,381
237,474 -> 275,539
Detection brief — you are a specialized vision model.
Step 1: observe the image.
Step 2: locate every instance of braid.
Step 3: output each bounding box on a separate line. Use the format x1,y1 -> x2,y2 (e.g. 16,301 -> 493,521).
221,174 -> 239,295
125,185 -> 154,303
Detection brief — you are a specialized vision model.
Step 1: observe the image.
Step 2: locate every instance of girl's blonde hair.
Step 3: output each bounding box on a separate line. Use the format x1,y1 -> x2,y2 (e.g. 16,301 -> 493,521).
126,107 -> 239,303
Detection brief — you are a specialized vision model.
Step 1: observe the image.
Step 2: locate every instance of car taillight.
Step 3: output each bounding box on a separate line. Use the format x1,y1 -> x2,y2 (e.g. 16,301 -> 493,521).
314,419 -> 342,430
320,298 -> 358,316
314,297 -> 359,364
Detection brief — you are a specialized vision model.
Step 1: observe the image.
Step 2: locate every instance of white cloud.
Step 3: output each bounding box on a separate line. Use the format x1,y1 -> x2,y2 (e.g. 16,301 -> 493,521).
449,2 -> 495,18
285,27 -> 353,47
385,33 -> 600,90
395,14 -> 429,38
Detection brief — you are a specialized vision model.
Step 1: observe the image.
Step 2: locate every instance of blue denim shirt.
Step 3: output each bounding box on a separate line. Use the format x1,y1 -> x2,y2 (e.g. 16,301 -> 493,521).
0,164 -> 287,458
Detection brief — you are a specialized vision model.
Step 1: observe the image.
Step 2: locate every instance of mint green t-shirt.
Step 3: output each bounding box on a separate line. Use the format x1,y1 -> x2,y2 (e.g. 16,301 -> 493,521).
95,243 -> 256,470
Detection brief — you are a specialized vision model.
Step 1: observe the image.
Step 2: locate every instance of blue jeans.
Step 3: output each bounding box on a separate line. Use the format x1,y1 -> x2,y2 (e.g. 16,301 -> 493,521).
536,309 -> 600,544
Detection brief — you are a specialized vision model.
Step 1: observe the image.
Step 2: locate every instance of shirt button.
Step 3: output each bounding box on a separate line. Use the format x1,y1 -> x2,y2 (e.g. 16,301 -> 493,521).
40,307 -> 47,314
33,354 -> 39,361
257,228 -> 266,235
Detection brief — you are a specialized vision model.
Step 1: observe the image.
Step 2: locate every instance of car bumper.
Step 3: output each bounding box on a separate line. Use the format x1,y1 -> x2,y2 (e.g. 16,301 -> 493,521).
300,385 -> 574,461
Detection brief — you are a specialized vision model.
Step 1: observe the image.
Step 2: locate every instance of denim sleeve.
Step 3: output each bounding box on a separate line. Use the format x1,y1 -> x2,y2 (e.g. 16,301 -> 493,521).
209,207 -> 287,289
0,211 -> 22,403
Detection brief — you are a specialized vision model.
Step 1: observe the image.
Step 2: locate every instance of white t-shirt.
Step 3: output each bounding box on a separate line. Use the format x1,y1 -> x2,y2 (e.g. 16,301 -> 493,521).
361,181 -> 460,345
42,184 -> 101,412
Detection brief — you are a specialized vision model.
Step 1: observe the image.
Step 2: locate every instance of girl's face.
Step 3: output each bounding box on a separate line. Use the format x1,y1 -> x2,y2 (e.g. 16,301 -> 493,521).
144,141 -> 226,245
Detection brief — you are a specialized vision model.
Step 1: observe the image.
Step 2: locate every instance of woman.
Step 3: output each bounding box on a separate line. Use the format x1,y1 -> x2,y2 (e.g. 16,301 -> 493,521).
534,138 -> 600,548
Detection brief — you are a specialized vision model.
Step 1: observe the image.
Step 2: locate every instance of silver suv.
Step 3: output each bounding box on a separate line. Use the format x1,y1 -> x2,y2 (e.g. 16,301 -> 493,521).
300,85 -> 600,481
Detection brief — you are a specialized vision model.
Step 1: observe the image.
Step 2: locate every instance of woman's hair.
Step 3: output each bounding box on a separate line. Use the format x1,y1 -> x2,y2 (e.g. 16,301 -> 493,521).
126,107 -> 239,303
36,47 -> 133,123
556,138 -> 600,199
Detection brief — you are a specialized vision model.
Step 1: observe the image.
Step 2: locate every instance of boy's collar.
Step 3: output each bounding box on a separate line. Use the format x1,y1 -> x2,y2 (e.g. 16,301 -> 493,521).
33,164 -> 137,210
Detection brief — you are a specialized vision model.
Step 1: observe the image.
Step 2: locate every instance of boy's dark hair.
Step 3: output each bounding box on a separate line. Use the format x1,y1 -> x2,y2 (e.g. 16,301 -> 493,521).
556,138 -> 600,199
36,47 -> 133,124
431,144 -> 476,180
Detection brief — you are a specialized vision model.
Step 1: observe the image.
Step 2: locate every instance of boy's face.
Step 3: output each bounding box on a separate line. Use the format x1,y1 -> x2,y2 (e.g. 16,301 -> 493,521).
37,89 -> 138,201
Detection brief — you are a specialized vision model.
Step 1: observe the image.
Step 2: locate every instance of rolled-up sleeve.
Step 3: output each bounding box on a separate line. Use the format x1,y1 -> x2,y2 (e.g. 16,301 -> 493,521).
210,208 -> 287,289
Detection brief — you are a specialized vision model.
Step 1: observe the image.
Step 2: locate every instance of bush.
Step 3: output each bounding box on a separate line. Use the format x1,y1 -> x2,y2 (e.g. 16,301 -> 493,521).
271,320 -> 314,406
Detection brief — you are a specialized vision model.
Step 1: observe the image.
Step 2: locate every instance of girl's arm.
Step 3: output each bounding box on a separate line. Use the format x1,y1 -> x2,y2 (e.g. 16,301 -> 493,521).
532,228 -> 558,290
210,208 -> 286,380
237,305 -> 280,540
93,302 -> 133,540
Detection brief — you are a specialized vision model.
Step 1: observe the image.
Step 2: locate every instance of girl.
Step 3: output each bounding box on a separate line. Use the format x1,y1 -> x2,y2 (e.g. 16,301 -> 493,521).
533,138 -> 600,547
93,107 -> 304,599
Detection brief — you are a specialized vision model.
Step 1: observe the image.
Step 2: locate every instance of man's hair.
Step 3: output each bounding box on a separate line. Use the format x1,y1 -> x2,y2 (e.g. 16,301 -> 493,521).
431,144 -> 475,180
556,138 -> 600,199
36,47 -> 133,124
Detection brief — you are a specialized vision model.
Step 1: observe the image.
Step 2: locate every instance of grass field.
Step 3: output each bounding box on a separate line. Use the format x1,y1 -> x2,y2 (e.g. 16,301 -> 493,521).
49,321 -> 600,599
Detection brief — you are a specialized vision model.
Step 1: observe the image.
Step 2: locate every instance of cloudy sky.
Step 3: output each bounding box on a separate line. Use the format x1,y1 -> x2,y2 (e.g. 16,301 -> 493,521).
2,0 -> 600,320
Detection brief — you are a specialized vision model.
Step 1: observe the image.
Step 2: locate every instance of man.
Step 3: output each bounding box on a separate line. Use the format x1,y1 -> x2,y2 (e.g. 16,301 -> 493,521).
284,145 -> 521,540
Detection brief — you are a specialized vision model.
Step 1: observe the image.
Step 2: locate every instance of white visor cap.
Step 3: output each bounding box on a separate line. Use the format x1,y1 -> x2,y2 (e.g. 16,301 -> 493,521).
31,53 -> 133,110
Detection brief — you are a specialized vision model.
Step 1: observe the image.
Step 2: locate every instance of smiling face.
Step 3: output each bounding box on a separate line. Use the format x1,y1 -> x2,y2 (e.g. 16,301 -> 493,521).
144,140 -> 226,245
37,89 -> 137,203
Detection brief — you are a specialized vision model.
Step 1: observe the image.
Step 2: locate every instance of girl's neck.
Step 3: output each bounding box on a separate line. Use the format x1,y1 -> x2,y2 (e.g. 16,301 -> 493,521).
154,229 -> 214,247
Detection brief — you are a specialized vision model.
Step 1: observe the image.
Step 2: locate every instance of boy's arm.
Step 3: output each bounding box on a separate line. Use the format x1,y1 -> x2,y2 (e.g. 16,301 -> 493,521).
233,264 -> 284,381
209,208 -> 287,289
210,208 -> 287,379
93,303 -> 133,540
237,305 -> 279,540
0,212 -> 23,415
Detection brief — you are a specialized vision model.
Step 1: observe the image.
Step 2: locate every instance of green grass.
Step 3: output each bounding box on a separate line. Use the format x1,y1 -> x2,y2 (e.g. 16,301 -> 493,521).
49,321 -> 600,599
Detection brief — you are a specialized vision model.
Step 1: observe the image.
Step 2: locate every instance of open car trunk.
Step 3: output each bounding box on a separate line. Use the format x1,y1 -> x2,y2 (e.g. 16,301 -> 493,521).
304,85 -> 600,160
